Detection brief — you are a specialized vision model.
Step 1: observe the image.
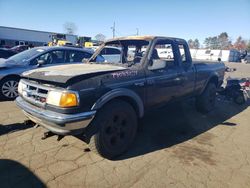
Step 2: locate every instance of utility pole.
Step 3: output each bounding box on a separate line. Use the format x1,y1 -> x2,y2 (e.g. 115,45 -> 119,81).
111,22 -> 115,38
136,28 -> 139,36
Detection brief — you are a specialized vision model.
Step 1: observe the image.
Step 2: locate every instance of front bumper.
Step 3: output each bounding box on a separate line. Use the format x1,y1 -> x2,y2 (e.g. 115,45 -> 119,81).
16,96 -> 96,135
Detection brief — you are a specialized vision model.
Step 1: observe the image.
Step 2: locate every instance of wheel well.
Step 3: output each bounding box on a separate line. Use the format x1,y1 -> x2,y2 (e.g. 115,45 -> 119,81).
209,76 -> 218,87
109,96 -> 141,118
1,75 -> 20,82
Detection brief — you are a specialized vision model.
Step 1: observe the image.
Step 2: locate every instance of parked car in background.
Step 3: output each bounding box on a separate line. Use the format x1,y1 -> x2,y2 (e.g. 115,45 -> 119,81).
99,46 -> 122,62
11,45 -> 29,53
240,50 -> 247,60
243,54 -> 250,64
0,46 -> 101,100
159,49 -> 174,59
0,48 -> 17,59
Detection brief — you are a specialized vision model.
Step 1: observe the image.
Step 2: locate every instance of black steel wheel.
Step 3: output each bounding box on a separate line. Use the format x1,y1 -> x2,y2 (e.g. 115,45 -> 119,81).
88,99 -> 138,159
233,92 -> 246,105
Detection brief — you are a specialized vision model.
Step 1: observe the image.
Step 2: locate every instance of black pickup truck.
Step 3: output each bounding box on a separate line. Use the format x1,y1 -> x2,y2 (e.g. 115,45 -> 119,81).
16,36 -> 225,159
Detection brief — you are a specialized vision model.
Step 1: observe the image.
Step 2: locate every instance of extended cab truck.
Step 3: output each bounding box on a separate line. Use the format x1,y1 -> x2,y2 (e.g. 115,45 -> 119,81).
16,36 -> 225,159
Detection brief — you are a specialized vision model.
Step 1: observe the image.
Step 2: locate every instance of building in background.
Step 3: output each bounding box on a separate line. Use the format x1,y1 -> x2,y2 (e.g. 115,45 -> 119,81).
0,26 -> 79,48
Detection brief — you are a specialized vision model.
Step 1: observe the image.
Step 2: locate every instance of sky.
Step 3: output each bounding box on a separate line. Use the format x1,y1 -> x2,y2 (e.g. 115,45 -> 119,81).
0,0 -> 249,44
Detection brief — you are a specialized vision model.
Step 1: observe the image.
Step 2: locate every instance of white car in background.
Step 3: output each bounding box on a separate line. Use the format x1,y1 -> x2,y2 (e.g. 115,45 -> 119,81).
159,49 -> 174,59
99,46 -> 122,63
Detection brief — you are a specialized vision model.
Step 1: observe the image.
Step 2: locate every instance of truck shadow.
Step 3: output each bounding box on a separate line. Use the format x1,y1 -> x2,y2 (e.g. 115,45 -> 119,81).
0,159 -> 46,188
0,123 -> 33,136
116,99 -> 249,160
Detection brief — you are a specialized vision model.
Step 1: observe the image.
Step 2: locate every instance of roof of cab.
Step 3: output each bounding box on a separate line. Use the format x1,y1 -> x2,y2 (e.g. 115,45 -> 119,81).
105,35 -> 186,43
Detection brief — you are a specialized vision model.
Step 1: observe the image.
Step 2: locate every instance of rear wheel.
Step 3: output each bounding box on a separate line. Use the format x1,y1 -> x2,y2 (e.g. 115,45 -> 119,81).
196,82 -> 217,113
88,99 -> 138,159
233,91 -> 246,105
0,77 -> 19,100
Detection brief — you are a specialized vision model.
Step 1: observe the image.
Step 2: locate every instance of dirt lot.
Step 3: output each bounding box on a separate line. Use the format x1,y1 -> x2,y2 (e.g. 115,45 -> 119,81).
0,62 -> 250,188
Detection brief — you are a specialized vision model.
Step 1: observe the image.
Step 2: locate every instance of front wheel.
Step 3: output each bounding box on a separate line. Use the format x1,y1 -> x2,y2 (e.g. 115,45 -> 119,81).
196,82 -> 217,113
88,100 -> 138,159
0,77 -> 19,100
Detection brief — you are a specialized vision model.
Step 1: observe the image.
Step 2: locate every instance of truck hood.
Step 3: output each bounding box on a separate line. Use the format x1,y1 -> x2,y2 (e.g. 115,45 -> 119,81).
22,63 -> 127,84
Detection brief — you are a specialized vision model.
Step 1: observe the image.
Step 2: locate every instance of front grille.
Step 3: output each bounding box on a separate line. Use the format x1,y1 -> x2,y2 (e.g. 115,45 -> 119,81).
22,80 -> 50,107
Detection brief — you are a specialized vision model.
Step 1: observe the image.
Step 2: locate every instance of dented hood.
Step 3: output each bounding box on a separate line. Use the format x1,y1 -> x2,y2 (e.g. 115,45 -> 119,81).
22,63 -> 127,84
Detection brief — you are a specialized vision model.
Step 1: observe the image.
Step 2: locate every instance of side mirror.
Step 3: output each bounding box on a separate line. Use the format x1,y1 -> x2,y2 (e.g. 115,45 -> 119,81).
148,59 -> 166,70
37,60 -> 45,67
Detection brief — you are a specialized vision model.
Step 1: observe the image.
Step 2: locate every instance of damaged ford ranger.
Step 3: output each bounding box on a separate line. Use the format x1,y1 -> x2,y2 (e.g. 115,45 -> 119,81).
16,36 -> 225,159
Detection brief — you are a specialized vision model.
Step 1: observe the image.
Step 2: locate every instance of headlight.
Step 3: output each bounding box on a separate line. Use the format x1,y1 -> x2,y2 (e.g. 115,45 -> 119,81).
18,81 -> 27,95
46,90 -> 79,108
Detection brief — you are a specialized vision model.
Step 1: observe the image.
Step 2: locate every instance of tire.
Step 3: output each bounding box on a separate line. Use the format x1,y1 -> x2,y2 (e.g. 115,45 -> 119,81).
88,99 -> 138,159
0,77 -> 20,100
196,82 -> 217,113
233,92 -> 246,105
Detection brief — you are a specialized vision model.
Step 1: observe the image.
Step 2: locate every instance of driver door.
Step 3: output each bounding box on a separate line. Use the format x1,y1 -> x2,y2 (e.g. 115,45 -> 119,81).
145,39 -> 182,108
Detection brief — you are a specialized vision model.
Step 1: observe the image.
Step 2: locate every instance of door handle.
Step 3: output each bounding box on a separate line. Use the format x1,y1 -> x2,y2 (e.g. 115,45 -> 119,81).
174,77 -> 181,82
174,77 -> 185,85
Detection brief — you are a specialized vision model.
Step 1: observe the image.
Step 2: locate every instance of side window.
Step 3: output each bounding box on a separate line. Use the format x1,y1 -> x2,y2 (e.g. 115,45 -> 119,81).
148,40 -> 175,70
100,48 -> 106,55
106,48 -> 121,55
50,50 -> 65,63
99,47 -> 122,63
30,52 -> 51,65
30,50 -> 65,65
100,48 -> 121,55
67,51 -> 91,62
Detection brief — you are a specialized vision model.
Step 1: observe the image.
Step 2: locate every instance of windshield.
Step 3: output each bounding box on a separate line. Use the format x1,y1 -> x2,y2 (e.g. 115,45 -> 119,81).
90,39 -> 151,65
7,48 -> 47,64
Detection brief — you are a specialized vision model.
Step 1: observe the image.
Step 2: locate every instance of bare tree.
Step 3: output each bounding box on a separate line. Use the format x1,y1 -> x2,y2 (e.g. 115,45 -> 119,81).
247,41 -> 250,52
233,36 -> 247,50
218,32 -> 231,49
204,32 -> 231,49
188,39 -> 200,49
188,39 -> 194,48
95,33 -> 106,42
63,22 -> 77,35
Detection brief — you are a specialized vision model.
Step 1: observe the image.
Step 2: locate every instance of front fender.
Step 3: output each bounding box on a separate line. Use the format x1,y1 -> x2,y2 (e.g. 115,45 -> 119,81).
91,88 -> 144,118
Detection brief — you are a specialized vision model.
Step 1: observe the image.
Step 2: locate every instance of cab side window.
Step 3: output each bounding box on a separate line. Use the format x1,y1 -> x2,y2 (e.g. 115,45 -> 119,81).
148,40 -> 176,70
